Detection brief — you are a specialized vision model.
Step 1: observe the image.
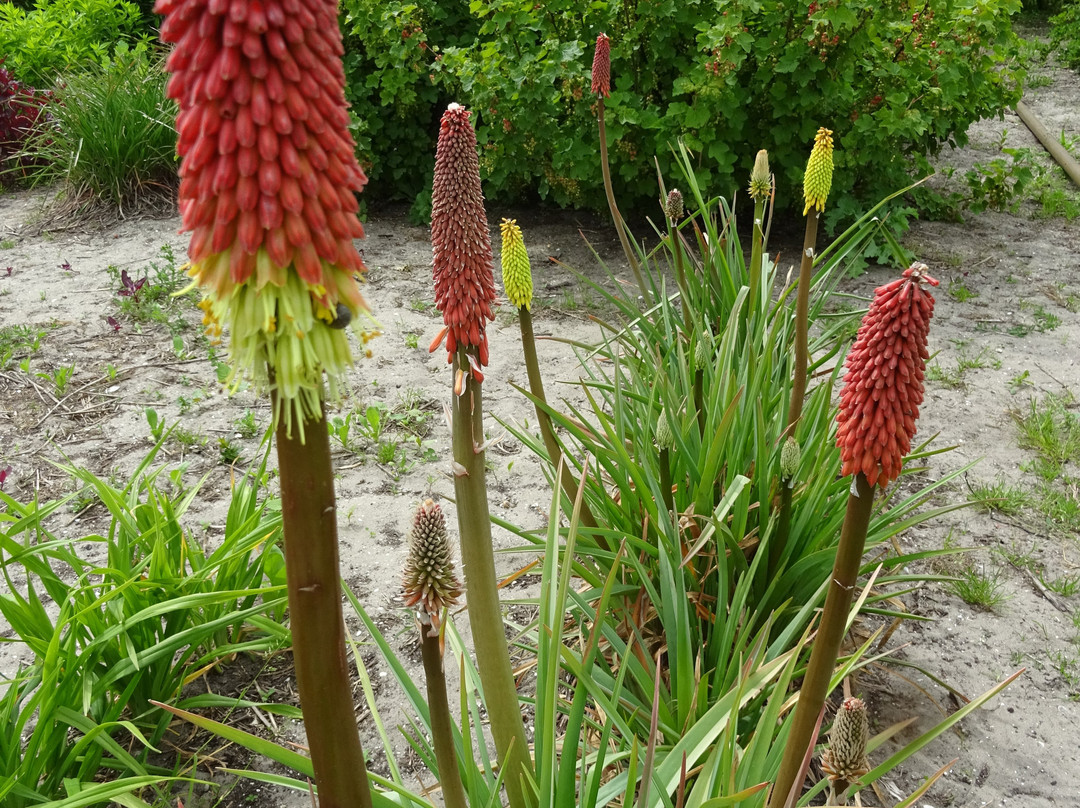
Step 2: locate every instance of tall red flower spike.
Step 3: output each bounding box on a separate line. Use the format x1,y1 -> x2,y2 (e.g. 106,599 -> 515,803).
591,33 -> 611,98
430,103 -> 496,370
156,0 -> 373,436
836,263 -> 938,487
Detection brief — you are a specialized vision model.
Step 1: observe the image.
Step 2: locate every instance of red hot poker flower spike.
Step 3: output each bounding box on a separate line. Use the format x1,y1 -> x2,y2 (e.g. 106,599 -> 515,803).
156,0 -> 374,437
430,103 -> 496,369
591,34 -> 611,98
836,263 -> 939,488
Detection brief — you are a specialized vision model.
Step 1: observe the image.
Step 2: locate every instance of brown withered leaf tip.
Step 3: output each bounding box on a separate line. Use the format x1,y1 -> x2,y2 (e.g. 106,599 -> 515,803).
836,263 -> 938,487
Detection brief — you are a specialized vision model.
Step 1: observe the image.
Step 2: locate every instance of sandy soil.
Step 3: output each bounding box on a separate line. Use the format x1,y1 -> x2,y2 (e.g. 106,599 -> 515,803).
1,59 -> 1078,808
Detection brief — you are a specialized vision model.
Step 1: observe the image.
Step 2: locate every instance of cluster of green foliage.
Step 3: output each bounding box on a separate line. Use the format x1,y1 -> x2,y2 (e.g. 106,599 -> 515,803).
0,0 -> 149,86
339,0 -> 1025,229
340,0 -> 478,220
26,46 -> 177,210
1050,1 -> 1080,72
0,444 -> 288,806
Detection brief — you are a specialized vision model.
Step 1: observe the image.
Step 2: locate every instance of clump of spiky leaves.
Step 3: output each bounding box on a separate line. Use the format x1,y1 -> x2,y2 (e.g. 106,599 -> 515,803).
500,142 -> 973,760
402,499 -> 462,635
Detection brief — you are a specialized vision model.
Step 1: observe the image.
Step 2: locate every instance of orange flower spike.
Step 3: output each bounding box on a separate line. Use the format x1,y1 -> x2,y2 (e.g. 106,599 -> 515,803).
591,33 -> 611,98
836,263 -> 938,487
430,103 -> 496,371
156,0 -> 376,437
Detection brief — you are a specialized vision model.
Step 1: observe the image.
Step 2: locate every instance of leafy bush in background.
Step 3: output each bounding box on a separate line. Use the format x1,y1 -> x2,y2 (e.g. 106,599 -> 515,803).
340,0 -> 1025,230
0,0 -> 148,86
0,58 -> 50,185
339,0 -> 477,218
27,47 -> 177,214
1050,1 -> 1080,71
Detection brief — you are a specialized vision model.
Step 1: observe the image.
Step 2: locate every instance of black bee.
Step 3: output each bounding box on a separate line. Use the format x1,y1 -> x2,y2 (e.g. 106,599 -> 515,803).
329,302 -> 352,329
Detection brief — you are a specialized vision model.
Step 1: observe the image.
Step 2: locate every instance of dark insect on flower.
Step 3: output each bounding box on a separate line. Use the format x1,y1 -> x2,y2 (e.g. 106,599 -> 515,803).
0,465 -> 11,490
118,269 -> 147,300
107,316 -> 121,332
328,302 -> 352,330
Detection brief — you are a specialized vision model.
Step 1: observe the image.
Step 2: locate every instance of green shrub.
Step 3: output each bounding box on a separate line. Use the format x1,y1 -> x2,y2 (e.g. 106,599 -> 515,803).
340,0 -> 478,217
28,46 -> 177,214
341,0 -> 1025,229
1050,1 -> 1080,71
0,0 -> 148,86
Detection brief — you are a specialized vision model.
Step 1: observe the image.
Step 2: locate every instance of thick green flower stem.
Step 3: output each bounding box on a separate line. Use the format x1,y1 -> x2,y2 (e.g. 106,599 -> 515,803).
785,210 -> 820,438
748,196 -> 767,316
659,447 -> 675,516
767,473 -> 875,808
420,627 -> 468,808
451,348 -> 533,808
598,98 -> 648,303
518,306 -> 603,544
273,398 -> 374,808
693,368 -> 706,440
668,223 -> 692,336
768,481 -> 794,577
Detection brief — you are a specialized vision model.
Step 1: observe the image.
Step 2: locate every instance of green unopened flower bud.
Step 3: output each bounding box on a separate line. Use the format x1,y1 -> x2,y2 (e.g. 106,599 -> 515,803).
821,697 -> 870,785
499,218 -> 533,311
694,325 -> 713,370
664,189 -> 684,223
802,127 -> 834,216
402,499 -> 463,636
655,408 -> 676,451
780,436 -> 800,485
748,149 -> 771,202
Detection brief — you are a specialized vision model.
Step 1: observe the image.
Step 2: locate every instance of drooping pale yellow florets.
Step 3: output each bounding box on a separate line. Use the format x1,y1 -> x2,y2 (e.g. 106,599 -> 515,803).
499,218 -> 533,311
802,127 -> 834,216
748,149 -> 772,203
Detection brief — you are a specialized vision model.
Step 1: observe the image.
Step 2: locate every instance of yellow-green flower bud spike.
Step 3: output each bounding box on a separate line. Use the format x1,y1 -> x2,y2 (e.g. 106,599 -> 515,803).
802,127 -> 834,216
499,218 -> 533,311
655,408 -> 676,451
694,324 -> 713,370
821,697 -> 871,785
748,149 -> 771,202
780,435 -> 801,486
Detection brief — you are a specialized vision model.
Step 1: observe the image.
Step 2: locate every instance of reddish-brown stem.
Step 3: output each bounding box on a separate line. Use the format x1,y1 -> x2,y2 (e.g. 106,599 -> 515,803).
273,397 -> 373,808
767,473 -> 875,808
785,210 -> 820,438
598,98 -> 648,302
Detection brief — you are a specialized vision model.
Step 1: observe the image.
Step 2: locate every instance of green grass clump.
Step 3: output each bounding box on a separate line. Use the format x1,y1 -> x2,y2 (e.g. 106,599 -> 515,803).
28,48 -> 177,215
948,565 -> 1010,611
0,443 -> 289,807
